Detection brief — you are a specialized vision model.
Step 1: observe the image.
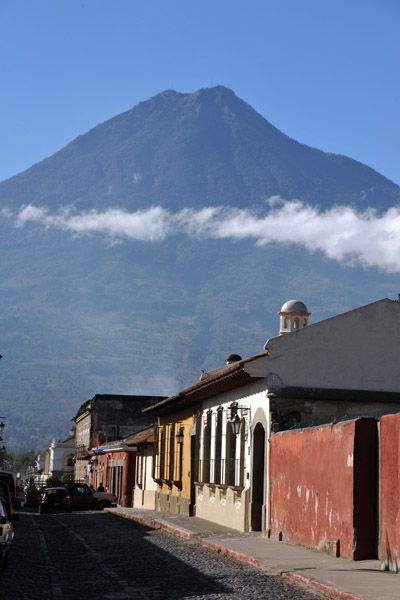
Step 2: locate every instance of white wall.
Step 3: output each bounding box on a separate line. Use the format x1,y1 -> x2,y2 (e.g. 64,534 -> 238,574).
195,380 -> 269,531
133,446 -> 156,509
246,299 -> 400,394
49,440 -> 75,476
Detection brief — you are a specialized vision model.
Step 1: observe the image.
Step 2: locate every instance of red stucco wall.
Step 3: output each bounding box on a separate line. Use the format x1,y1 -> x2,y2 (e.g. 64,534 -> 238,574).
269,418 -> 376,560
380,413 -> 400,570
93,450 -> 136,507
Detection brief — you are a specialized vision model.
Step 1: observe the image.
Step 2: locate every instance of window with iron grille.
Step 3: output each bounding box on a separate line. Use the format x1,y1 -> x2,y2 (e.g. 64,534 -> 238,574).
169,423 -> 175,481
155,422 -> 184,484
136,453 -> 143,488
173,423 -> 184,484
194,412 -> 202,483
202,411 -> 212,483
238,418 -> 246,487
214,407 -> 223,484
226,405 -> 237,487
152,433 -> 157,480
159,425 -> 166,480
196,405 -> 247,489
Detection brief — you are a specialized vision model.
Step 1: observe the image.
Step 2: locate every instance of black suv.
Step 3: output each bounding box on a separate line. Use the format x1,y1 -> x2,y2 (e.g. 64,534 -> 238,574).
39,487 -> 72,514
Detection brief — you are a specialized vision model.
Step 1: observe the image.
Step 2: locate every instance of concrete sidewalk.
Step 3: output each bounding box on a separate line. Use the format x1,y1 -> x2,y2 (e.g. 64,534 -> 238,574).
105,507 -> 399,600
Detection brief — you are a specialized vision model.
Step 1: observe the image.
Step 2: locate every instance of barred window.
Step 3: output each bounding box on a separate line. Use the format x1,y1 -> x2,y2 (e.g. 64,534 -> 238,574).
214,407 -> 223,485
196,405 -> 247,489
169,423 -> 175,481
159,425 -> 166,480
155,422 -> 184,484
136,454 -> 142,488
203,411 -> 212,483
194,412 -> 202,483
226,405 -> 237,487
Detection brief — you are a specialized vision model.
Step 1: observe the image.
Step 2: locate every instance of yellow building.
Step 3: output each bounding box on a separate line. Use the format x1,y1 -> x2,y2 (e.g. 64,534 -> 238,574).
146,402 -> 199,516
144,355 -> 264,521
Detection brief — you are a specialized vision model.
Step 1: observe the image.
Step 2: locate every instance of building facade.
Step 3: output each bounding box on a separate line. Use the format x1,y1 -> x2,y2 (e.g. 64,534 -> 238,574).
90,441 -> 136,507
72,394 -> 166,483
146,298 -> 400,539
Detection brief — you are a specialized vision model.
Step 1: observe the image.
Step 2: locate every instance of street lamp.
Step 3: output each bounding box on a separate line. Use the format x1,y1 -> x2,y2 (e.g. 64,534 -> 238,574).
175,426 -> 184,445
230,414 -> 242,436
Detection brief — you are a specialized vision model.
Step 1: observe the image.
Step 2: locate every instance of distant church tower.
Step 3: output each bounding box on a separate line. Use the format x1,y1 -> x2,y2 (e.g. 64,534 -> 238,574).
279,300 -> 310,335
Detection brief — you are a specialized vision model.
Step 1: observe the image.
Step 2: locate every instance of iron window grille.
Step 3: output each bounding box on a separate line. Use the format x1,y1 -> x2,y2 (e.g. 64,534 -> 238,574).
155,422 -> 184,485
196,405 -> 249,489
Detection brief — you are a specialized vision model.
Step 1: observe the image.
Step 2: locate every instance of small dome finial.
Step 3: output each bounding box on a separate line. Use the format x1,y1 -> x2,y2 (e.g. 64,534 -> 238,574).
226,353 -> 242,365
278,300 -> 310,335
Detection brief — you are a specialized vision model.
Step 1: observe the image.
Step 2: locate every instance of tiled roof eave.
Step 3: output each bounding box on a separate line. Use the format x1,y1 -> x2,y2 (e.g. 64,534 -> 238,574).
145,355 -> 266,416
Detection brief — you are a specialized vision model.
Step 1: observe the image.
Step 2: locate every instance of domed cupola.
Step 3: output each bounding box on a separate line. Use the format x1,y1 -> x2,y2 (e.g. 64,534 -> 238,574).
279,300 -> 310,335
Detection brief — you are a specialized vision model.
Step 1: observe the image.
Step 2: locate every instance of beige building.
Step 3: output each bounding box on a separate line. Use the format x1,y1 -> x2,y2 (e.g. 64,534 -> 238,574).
129,425 -> 158,510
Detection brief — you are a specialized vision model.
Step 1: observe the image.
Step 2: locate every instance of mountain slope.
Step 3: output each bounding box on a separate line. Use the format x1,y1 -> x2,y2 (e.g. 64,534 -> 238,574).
1,87 -> 399,212
0,86 -> 399,451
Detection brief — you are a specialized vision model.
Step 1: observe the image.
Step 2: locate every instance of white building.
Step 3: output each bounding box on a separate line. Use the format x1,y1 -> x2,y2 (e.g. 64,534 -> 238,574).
148,298 -> 400,532
49,437 -> 75,481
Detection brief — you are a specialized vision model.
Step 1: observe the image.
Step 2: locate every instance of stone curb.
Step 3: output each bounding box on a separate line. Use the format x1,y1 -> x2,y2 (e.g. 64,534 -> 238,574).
288,573 -> 362,600
201,539 -> 259,566
153,519 -> 196,539
105,509 -> 364,600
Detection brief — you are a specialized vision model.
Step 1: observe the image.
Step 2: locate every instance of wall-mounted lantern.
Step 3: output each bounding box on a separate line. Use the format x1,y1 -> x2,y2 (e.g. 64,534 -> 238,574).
175,426 -> 184,445
230,414 -> 242,436
0,421 -> 5,434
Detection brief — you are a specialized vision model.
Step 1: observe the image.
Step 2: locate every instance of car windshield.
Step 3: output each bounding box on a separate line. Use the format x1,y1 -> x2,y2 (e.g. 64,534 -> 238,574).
0,499 -> 7,518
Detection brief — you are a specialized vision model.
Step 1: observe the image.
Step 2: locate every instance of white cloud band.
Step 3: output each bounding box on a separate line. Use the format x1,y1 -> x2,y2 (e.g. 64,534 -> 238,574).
8,199 -> 400,273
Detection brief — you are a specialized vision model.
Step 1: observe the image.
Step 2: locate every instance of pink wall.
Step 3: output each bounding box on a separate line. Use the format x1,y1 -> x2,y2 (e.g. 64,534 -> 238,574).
380,413 -> 400,570
93,450 -> 136,507
269,418 -> 376,560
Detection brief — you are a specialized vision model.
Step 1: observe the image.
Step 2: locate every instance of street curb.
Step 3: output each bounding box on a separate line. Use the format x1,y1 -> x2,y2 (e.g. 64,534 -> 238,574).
153,519 -> 195,539
201,539 -> 259,566
105,509 -> 197,539
105,508 -> 149,525
288,573 -> 363,600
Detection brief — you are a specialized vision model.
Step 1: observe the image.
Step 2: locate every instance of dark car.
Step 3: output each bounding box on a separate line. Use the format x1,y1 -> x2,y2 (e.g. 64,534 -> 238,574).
0,481 -> 18,522
24,488 -> 40,508
0,471 -> 20,518
64,483 -> 97,511
39,487 -> 72,514
0,498 -> 14,569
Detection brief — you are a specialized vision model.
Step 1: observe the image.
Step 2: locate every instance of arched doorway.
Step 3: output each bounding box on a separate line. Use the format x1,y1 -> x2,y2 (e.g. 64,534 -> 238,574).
251,422 -> 265,531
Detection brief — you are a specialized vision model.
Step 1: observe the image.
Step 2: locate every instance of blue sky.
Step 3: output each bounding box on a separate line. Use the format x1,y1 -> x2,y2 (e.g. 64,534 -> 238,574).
1,0 -> 399,185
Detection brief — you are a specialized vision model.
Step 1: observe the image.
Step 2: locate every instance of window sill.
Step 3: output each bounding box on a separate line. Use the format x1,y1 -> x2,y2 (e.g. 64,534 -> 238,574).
194,482 -> 245,492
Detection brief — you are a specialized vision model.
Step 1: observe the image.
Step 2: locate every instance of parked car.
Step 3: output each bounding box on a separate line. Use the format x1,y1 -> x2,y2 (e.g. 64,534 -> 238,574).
0,498 -> 14,569
64,483 -> 98,511
39,487 -> 72,514
0,481 -> 19,522
24,488 -> 40,508
0,470 -> 20,510
89,485 -> 117,509
65,483 -> 114,511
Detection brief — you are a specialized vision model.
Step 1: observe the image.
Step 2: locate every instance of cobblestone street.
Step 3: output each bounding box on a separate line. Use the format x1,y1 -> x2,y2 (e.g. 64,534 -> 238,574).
0,510 -> 326,600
